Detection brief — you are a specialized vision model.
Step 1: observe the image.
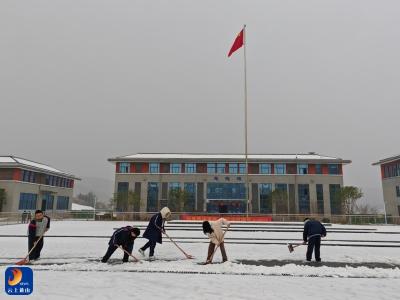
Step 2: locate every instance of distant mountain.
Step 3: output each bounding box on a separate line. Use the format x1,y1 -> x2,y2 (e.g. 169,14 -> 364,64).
74,176 -> 114,204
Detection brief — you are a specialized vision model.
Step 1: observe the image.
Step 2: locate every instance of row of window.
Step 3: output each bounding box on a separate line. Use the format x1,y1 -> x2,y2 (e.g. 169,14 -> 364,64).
383,163 -> 400,178
21,170 -> 72,188
118,162 -> 341,175
18,193 -> 70,210
140,181 -> 339,214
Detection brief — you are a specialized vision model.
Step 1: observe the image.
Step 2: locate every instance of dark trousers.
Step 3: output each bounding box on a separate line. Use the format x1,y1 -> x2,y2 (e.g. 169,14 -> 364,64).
28,237 -> 44,260
141,241 -> 157,257
306,236 -> 321,261
207,242 -> 227,262
102,242 -> 133,262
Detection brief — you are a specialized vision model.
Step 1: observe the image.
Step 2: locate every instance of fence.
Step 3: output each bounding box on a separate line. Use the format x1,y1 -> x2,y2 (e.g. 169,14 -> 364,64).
1,211 -> 400,225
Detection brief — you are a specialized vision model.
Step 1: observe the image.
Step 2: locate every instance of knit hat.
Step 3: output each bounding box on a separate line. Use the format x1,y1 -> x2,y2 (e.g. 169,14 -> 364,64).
160,207 -> 171,219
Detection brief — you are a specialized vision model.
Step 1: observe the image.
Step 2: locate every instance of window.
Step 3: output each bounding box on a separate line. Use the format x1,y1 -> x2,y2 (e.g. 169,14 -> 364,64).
170,163 -> 181,173
119,162 -> 130,173
56,196 -> 69,210
169,182 -> 181,191
259,164 -> 271,174
185,163 -> 196,173
396,186 -> 400,198
207,183 -> 246,200
315,164 -> 322,175
274,164 -> 286,175
316,184 -> 324,214
207,163 -> 216,174
22,170 -> 36,183
228,163 -> 238,174
259,183 -> 272,213
298,184 -> 310,214
19,193 -> 37,210
297,164 -> 308,175
147,183 -> 159,212
239,163 -> 247,174
184,183 -> 196,211
328,164 -> 339,175
117,182 -> 129,193
42,193 -> 54,210
329,184 -> 342,214
149,163 -> 160,173
216,163 -> 225,174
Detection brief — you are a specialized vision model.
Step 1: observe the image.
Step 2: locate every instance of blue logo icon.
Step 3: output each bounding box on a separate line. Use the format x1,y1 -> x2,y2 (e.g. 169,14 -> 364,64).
5,267 -> 33,295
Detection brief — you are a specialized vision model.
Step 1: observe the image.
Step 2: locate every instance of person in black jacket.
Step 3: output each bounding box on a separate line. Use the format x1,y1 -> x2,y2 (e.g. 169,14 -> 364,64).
28,210 -> 50,261
101,226 -> 140,263
138,207 -> 171,260
303,218 -> 327,262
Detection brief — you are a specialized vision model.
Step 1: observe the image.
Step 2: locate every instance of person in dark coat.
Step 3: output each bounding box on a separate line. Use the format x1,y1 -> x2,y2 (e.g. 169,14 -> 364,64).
138,207 -> 171,260
303,218 -> 327,262
101,226 -> 140,263
28,210 -> 50,261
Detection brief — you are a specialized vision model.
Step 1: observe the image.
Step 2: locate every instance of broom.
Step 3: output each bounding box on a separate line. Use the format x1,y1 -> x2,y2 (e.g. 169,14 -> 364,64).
16,233 -> 45,265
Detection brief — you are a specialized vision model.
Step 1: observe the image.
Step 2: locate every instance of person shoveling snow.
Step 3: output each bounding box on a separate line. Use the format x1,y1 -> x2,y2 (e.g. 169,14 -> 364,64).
303,218 -> 326,262
138,207 -> 171,261
101,226 -> 140,263
202,218 -> 230,264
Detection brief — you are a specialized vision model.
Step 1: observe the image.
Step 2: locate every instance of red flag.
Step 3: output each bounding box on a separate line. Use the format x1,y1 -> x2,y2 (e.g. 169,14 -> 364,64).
228,29 -> 244,57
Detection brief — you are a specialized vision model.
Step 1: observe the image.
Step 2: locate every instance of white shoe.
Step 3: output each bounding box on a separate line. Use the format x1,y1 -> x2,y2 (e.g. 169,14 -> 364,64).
149,256 -> 155,261
138,249 -> 145,257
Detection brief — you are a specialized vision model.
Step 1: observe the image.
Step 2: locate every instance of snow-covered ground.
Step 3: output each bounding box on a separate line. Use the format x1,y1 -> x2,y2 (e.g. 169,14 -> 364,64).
1,221 -> 400,299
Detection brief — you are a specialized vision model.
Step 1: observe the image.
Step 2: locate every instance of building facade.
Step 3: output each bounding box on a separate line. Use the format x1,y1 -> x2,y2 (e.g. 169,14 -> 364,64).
0,156 -> 80,213
373,155 -> 400,216
109,153 -> 351,216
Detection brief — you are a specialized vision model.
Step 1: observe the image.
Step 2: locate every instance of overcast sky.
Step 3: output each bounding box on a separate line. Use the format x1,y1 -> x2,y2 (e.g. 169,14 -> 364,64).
1,1 -> 399,208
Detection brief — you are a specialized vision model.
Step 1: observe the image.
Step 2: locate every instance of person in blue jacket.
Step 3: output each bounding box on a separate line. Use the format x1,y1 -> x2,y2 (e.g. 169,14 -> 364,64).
101,226 -> 140,263
303,218 -> 327,262
138,207 -> 171,260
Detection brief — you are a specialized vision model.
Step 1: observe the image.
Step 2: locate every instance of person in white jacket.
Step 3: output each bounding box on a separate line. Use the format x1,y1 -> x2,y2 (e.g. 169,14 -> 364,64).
202,218 -> 230,264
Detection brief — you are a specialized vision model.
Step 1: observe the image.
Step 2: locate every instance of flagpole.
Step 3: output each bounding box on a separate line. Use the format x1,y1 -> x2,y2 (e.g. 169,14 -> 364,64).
243,24 -> 250,219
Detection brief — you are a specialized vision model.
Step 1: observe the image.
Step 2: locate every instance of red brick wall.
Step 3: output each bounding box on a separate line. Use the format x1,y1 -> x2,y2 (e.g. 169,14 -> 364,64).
12,169 -> 21,181
160,163 -> 170,173
249,163 -> 259,174
322,164 -> 329,175
286,163 -> 297,174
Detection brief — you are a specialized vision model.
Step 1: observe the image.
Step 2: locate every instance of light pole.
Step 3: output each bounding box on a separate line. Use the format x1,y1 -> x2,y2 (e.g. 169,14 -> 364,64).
93,195 -> 97,221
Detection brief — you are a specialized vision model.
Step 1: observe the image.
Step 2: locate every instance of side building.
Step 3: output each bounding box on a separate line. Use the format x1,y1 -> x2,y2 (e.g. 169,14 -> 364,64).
0,156 -> 80,213
108,153 -> 351,216
373,155 -> 400,217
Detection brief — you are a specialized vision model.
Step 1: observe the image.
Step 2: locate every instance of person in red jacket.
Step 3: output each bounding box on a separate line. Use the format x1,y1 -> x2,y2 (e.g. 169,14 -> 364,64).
28,210 -> 50,261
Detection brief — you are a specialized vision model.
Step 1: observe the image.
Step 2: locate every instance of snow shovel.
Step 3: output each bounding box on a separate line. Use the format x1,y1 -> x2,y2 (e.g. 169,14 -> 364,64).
163,232 -> 194,259
116,245 -> 139,262
16,233 -> 45,265
287,243 -> 304,253
205,226 -> 230,264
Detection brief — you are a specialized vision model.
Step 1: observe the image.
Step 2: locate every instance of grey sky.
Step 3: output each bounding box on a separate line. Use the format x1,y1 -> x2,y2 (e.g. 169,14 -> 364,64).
1,1 -> 399,207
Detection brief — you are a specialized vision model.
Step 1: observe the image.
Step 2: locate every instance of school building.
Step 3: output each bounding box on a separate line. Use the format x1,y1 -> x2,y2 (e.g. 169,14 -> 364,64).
108,153 -> 351,216
0,156 -> 80,212
373,154 -> 400,216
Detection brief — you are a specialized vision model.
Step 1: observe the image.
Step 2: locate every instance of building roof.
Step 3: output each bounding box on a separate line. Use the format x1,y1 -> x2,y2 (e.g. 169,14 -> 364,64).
0,156 -> 80,179
108,153 -> 351,164
372,154 -> 400,166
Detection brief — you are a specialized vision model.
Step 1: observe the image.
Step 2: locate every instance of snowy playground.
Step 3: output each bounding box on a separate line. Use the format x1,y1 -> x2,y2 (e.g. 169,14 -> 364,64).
1,220 -> 400,299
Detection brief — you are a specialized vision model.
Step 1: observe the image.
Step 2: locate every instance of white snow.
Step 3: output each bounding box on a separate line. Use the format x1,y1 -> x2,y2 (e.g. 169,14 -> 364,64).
0,221 -> 399,299
112,153 -> 347,162
71,203 -> 94,211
